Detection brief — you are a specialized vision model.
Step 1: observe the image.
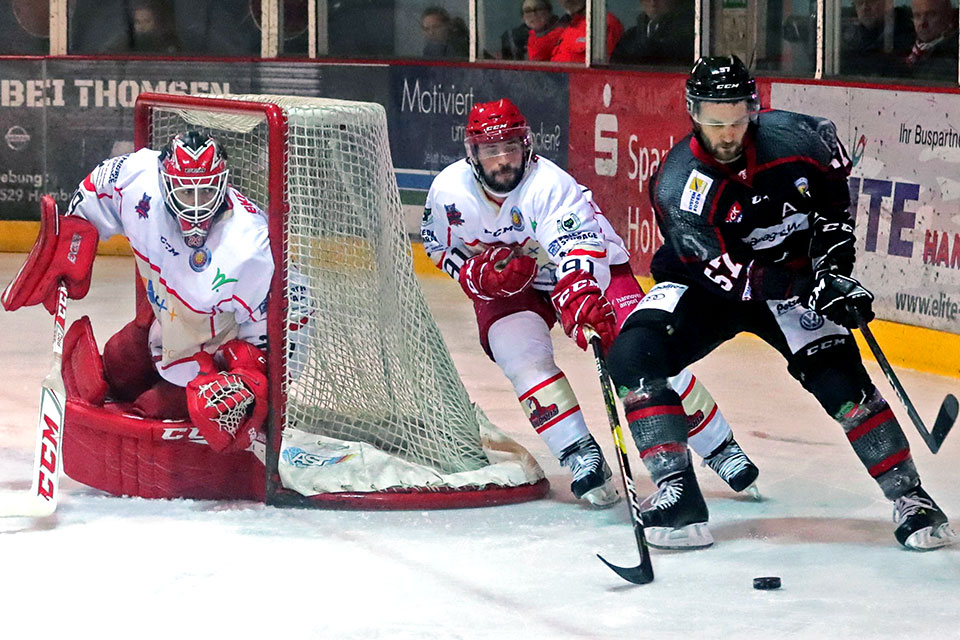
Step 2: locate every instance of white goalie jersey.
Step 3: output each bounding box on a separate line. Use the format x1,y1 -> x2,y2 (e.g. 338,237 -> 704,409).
421,155 -> 630,292
67,148 -> 273,386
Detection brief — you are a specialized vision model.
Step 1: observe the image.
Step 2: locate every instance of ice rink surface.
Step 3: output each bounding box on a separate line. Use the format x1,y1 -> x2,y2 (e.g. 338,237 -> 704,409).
1,254 -> 958,639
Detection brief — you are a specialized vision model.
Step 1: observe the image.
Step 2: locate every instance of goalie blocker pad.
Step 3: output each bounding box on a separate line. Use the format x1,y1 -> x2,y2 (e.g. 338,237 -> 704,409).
1,195 -> 99,314
59,318 -> 264,500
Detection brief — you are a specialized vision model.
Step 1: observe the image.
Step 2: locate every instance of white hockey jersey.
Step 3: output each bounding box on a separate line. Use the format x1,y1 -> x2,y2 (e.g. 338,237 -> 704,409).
68,148 -> 273,387
421,156 -> 629,292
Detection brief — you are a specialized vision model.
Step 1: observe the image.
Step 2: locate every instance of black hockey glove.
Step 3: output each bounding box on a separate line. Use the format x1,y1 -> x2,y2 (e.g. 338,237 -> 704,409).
807,273 -> 874,328
809,211 -> 856,279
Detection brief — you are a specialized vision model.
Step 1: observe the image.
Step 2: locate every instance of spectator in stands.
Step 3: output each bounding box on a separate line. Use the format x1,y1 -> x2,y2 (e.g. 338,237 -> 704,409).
611,0 -> 695,66
531,0 -> 623,63
840,0 -> 915,76
128,0 -> 180,54
905,0 -> 958,79
1,0 -> 49,54
500,0 -> 560,60
421,6 -> 469,59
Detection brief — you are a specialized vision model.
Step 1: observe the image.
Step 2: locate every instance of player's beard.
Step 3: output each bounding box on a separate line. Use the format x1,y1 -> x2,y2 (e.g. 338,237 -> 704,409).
482,162 -> 524,194
704,136 -> 743,163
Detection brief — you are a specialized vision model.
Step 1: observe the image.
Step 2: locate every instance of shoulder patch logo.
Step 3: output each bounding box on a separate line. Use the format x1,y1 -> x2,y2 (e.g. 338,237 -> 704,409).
189,246 -> 211,273
444,203 -> 464,226
557,212 -> 580,234
680,170 -> 713,215
135,193 -> 151,219
794,177 -> 809,197
510,206 -> 525,232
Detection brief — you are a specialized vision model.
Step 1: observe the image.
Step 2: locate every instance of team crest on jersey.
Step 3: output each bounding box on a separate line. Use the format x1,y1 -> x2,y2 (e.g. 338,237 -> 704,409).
421,207 -> 432,224
135,193 -> 151,219
557,212 -> 580,234
510,206 -> 525,231
444,203 -> 464,226
794,177 -> 810,197
189,246 -> 211,272
680,170 -> 713,215
725,202 -> 743,224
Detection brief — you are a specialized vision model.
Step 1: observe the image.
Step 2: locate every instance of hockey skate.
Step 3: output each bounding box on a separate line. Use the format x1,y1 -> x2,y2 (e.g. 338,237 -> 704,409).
560,435 -> 621,508
703,436 -> 761,499
893,486 -> 959,551
640,463 -> 714,549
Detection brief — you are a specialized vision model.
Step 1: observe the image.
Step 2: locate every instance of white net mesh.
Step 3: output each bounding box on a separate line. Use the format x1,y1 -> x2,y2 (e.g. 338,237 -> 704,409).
144,94 -> 543,497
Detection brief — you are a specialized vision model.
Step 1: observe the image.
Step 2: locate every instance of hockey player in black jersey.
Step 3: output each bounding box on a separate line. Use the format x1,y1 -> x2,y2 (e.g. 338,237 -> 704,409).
606,54 -> 957,551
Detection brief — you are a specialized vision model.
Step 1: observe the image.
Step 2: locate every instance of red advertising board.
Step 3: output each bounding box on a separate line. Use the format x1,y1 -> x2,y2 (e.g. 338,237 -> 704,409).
567,71 -> 772,276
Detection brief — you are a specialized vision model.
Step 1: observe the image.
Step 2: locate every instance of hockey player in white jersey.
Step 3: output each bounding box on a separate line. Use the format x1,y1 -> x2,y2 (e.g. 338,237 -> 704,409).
422,98 -> 759,507
2,131 -> 272,459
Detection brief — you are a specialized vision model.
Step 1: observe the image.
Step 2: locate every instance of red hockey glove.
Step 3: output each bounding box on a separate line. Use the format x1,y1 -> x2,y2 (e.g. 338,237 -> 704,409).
1,195 -> 99,314
551,270 -> 616,350
458,245 -> 537,302
218,339 -> 267,375
187,352 -> 268,453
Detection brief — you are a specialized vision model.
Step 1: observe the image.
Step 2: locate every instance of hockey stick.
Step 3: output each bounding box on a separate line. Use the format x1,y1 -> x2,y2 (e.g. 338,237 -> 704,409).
856,314 -> 957,454
0,282 -> 68,517
587,333 -> 654,585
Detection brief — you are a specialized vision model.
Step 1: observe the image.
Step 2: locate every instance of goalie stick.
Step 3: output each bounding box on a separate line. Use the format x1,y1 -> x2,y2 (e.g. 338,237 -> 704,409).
0,281 -> 68,517
588,332 -> 654,585
856,314 -> 957,454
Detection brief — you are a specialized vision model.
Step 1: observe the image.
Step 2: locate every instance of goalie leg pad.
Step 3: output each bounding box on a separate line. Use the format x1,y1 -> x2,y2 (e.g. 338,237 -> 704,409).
836,387 -> 919,500
132,379 -> 189,420
102,318 -> 159,402
1,195 -> 99,314
62,316 -> 108,405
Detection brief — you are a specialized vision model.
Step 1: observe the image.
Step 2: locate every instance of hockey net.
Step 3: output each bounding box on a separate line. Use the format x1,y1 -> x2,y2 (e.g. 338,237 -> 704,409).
133,93 -> 547,508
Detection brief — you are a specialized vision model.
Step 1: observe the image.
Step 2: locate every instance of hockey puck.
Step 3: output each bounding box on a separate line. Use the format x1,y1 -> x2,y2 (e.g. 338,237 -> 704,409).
753,576 -> 781,590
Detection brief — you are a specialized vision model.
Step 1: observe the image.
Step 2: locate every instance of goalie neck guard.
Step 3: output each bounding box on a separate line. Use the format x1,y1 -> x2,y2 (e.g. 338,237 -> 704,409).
464,99 -> 534,199
159,131 -> 229,248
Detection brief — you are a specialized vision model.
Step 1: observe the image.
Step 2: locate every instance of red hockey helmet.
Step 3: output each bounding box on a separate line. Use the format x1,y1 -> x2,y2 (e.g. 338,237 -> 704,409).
464,99 -> 534,196
159,131 -> 229,247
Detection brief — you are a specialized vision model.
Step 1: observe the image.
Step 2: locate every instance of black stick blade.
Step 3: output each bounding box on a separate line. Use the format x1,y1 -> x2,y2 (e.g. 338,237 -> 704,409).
597,553 -> 655,585
930,394 -> 958,454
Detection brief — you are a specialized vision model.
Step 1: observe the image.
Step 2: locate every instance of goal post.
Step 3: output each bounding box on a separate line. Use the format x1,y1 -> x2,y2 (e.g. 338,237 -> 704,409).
133,92 -> 549,508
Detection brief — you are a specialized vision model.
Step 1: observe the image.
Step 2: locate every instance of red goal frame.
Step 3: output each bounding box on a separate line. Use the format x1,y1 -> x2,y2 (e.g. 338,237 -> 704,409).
134,92 -> 549,509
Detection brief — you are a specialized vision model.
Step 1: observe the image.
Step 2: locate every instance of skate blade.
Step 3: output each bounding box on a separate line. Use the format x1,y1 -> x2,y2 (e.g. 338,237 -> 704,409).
581,483 -> 621,508
646,522 -> 714,550
904,523 -> 960,551
743,483 -> 762,501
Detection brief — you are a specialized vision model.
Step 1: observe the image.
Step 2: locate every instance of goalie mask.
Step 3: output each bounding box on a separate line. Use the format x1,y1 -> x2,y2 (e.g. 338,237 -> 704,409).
464,99 -> 534,198
159,131 -> 229,248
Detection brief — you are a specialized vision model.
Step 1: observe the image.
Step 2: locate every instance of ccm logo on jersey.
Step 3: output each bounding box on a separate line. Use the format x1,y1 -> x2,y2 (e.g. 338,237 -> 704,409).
804,336 -> 847,355
680,170 -> 713,215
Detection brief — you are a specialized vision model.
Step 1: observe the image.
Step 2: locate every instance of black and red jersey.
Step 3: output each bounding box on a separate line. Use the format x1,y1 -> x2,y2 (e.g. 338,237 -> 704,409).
649,109 -> 854,301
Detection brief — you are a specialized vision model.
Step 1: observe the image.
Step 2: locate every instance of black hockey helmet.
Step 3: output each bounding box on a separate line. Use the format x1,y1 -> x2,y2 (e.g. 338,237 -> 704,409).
685,55 -> 760,120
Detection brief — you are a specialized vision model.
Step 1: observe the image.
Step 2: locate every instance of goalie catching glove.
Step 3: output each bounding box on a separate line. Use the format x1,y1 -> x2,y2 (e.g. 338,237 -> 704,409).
551,270 -> 617,350
807,272 -> 874,328
187,348 -> 268,454
458,245 -> 537,302
1,195 -> 98,314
